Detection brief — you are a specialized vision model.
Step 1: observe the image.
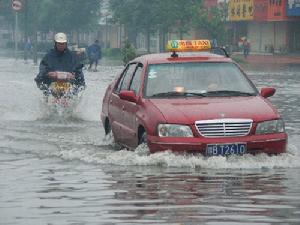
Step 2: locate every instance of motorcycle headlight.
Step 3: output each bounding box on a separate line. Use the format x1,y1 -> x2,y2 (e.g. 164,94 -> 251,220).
158,124 -> 193,137
256,119 -> 285,134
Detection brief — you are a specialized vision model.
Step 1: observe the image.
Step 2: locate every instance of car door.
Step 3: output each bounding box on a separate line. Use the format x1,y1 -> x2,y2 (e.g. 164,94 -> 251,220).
108,63 -> 137,144
122,63 -> 144,147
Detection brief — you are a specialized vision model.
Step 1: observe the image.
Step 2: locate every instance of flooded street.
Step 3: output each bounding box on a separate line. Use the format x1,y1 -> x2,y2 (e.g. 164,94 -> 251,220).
0,57 -> 300,225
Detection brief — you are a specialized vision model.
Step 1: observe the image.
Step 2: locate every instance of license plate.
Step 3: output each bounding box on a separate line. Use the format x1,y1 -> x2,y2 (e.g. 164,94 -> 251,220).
206,143 -> 246,156
53,82 -> 70,91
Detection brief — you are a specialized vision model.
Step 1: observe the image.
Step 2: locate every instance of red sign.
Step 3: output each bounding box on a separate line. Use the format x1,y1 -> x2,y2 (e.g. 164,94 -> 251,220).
254,0 -> 268,21
12,0 -> 22,11
267,0 -> 288,21
253,0 -> 289,21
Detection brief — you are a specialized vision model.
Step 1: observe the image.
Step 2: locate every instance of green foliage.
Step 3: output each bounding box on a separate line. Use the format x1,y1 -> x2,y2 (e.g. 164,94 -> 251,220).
110,0 -> 203,36
109,0 -> 228,47
0,0 -> 14,25
154,0 -> 203,38
121,40 -> 136,64
0,0 -> 101,35
38,0 -> 101,33
195,6 -> 228,44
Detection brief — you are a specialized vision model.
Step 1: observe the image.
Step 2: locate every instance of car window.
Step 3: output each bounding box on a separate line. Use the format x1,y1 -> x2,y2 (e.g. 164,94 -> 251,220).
116,63 -> 137,93
129,64 -> 143,94
145,62 -> 257,97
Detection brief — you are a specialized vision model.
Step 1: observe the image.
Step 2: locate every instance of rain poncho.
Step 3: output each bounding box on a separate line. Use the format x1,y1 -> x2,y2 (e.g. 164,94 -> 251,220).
34,47 -> 85,87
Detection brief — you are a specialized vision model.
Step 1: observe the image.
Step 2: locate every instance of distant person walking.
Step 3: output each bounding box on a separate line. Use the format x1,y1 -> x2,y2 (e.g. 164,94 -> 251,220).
87,40 -> 102,72
24,38 -> 32,63
243,38 -> 250,58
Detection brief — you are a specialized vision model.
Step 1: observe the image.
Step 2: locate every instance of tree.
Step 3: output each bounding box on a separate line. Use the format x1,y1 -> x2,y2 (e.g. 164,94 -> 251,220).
151,0 -> 203,50
1,0 -> 102,40
156,0 -> 203,39
109,0 -> 138,44
0,0 -> 14,26
194,5 -> 228,45
121,39 -> 136,64
38,0 -> 101,34
109,0 -> 204,52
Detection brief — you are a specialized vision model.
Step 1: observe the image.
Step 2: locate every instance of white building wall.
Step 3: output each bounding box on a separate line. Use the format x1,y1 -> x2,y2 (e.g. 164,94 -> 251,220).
248,21 -> 288,53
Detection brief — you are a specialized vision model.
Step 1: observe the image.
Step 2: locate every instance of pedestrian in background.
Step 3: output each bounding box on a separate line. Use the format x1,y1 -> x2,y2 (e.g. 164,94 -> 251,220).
24,38 -> 32,63
87,40 -> 102,72
243,38 -> 250,58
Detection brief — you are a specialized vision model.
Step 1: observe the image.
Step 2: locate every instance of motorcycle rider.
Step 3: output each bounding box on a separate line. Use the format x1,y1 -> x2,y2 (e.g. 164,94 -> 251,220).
34,32 -> 85,93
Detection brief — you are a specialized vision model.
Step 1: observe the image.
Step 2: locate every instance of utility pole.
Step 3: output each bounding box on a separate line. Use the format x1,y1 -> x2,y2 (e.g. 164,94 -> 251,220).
105,15 -> 108,48
11,0 -> 23,59
14,10 -> 18,60
24,0 -> 28,61
32,0 -> 38,64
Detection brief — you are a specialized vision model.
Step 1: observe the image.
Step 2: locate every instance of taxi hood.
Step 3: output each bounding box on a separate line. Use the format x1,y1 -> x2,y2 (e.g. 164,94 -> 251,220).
149,97 -> 279,124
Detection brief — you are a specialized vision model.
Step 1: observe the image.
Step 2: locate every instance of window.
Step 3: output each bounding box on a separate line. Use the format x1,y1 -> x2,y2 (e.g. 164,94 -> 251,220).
129,63 -> 143,94
116,63 -> 137,93
145,62 -> 257,97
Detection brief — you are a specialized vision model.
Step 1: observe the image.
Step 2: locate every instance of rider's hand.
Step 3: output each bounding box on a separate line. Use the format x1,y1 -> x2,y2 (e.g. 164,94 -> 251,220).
38,83 -> 48,90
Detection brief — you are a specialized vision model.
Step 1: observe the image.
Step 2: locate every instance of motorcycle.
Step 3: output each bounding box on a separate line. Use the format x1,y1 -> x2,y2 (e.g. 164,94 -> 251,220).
42,71 -> 84,116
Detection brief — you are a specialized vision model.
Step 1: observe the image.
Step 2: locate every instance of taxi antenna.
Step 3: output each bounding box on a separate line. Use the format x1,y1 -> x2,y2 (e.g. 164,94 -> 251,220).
211,47 -> 230,58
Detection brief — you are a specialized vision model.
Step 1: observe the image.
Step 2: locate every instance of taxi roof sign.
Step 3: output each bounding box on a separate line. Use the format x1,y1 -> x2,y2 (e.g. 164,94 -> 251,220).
167,40 -> 211,52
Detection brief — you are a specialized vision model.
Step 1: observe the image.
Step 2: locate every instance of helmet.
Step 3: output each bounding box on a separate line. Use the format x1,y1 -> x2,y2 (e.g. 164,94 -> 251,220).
54,32 -> 67,43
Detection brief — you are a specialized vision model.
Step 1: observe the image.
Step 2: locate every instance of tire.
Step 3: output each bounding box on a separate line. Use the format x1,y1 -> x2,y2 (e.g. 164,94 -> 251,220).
139,130 -> 147,145
105,119 -> 121,150
105,118 -> 112,135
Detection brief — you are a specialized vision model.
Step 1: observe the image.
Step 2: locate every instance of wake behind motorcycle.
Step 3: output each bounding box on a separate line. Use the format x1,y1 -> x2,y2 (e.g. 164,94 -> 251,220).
41,71 -> 84,116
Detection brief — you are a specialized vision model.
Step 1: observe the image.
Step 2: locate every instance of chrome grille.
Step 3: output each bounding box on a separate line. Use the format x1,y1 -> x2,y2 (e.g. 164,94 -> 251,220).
195,119 -> 253,137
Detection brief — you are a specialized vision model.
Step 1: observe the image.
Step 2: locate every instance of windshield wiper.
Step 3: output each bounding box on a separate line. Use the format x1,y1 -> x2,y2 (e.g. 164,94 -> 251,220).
151,91 -> 206,98
205,90 -> 256,96
182,92 -> 207,97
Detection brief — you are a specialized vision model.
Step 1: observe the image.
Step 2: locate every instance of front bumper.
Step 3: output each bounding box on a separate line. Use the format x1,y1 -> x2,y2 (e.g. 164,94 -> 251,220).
147,133 -> 287,155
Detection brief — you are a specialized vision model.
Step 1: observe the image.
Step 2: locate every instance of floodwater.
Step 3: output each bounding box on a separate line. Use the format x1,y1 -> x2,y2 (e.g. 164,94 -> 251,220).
0,57 -> 299,225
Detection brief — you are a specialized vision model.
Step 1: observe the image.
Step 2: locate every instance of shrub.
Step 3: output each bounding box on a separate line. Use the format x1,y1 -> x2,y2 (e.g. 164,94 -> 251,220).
121,40 -> 136,64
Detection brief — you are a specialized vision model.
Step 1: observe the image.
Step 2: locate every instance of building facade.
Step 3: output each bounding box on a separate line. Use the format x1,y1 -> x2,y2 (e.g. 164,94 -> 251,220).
228,0 -> 300,53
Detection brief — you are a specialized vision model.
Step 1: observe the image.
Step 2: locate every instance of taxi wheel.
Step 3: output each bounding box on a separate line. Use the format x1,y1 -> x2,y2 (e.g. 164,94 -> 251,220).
105,119 -> 114,141
105,118 -> 111,135
139,130 -> 147,145
105,119 -> 122,150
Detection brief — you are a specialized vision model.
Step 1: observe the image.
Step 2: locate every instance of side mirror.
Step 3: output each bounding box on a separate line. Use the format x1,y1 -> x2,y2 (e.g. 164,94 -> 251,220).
260,87 -> 276,98
119,90 -> 137,103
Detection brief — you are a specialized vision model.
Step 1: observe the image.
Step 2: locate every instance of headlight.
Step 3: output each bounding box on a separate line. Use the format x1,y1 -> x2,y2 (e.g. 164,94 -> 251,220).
158,124 -> 193,137
256,119 -> 285,134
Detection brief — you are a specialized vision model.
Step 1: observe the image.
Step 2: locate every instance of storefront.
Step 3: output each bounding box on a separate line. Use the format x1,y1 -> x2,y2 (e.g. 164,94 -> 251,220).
227,0 -> 299,53
287,0 -> 300,52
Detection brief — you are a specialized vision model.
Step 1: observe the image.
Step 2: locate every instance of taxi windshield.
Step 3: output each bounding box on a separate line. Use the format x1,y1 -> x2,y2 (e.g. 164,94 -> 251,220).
145,62 -> 257,98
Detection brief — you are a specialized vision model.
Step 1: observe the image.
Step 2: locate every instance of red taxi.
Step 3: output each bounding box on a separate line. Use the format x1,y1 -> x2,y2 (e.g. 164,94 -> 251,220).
101,40 -> 287,156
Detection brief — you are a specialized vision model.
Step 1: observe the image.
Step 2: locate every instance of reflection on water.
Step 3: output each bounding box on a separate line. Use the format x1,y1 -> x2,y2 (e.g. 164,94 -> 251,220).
104,167 -> 300,224
2,154 -> 300,224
